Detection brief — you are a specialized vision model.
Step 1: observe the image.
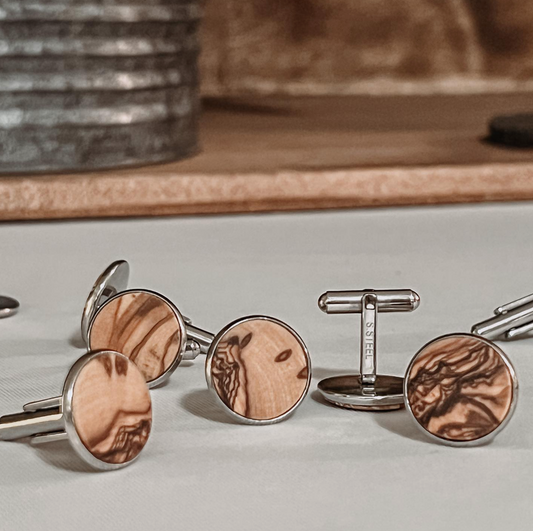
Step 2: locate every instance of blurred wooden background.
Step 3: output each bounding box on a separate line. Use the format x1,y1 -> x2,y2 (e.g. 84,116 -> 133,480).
3,0 -> 533,220
200,0 -> 533,95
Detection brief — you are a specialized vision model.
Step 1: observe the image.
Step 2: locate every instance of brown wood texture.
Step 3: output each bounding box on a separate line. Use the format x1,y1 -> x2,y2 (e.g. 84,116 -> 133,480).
200,0 -> 533,96
210,318 -> 310,421
406,335 -> 514,443
72,352 -> 152,464
89,291 -> 183,385
2,93 -> 533,221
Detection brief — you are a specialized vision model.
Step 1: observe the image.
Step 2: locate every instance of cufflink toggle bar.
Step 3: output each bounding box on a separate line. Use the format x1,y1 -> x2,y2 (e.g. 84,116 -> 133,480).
471,292 -> 533,340
317,289 -> 420,411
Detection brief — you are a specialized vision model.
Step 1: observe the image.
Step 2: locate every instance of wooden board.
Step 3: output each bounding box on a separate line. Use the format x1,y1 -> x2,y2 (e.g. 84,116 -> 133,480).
2,93 -> 533,220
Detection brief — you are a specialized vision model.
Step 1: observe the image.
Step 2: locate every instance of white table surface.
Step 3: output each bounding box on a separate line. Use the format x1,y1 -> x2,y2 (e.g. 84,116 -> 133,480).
0,203 -> 532,530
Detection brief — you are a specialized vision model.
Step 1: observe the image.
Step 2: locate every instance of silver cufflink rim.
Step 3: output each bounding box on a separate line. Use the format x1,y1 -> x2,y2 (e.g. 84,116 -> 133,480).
81,260 -> 130,345
204,315 -> 312,426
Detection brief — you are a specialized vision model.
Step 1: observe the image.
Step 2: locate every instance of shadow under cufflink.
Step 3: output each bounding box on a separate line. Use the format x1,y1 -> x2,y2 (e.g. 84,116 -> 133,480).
68,329 -> 86,349
180,389 -> 236,425
310,389 -> 340,409
31,440 -> 98,473
310,367 -> 354,381
371,409 -> 431,444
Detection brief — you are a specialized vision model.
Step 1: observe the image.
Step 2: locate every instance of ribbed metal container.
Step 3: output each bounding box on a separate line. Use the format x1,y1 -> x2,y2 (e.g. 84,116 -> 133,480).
0,1 -> 201,173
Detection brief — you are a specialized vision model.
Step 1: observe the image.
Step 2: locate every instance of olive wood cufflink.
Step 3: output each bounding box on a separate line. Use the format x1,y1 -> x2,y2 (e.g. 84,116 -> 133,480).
405,333 -> 518,447
81,260 -> 206,389
82,261 -> 312,425
0,350 -> 152,470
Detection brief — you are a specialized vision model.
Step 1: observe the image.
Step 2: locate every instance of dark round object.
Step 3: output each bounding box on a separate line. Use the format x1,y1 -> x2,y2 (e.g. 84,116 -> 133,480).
490,114 -> 533,148
0,296 -> 20,318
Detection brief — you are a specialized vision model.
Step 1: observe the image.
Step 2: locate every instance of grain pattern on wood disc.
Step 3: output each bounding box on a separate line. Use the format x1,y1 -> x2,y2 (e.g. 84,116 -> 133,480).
406,335 -> 514,442
89,291 -> 182,383
210,319 -> 309,421
72,353 -> 152,464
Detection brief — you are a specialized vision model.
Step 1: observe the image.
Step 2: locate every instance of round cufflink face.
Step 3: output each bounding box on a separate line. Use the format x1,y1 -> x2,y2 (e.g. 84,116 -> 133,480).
404,333 -> 518,446
88,290 -> 187,388
63,350 -> 152,470
318,375 -> 404,411
205,316 -> 311,425
81,260 -> 130,345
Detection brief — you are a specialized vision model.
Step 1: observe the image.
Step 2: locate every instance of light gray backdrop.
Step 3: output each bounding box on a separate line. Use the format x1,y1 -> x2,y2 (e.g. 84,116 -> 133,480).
0,203 -> 531,530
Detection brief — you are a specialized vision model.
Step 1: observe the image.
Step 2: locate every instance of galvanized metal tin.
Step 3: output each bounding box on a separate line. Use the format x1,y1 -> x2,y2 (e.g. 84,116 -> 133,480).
0,1 -> 200,173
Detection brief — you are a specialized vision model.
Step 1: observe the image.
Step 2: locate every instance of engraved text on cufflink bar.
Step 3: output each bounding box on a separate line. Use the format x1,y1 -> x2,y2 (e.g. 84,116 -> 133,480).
404,333 -> 518,446
205,316 -> 312,425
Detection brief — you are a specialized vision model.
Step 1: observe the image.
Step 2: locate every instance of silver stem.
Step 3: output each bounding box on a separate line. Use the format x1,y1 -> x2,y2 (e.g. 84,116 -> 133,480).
495,293 -> 533,315
23,396 -> 61,412
31,432 -> 69,445
360,293 -> 377,385
0,407 -> 64,441
506,321 -> 533,340
186,324 -> 215,355
472,299 -> 533,340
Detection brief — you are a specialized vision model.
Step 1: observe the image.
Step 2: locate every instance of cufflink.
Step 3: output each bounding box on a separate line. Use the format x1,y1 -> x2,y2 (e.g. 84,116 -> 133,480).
404,333 -> 518,446
472,292 -> 533,340
82,260 -> 200,388
0,350 -> 152,470
0,295 -> 19,319
317,288 -> 420,411
82,261 -> 312,424
204,315 -> 311,425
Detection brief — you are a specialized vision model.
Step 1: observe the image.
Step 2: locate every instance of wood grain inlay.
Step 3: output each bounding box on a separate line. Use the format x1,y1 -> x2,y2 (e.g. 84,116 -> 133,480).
72,352 -> 152,464
89,291 -> 183,384
210,319 -> 309,421
406,335 -> 514,442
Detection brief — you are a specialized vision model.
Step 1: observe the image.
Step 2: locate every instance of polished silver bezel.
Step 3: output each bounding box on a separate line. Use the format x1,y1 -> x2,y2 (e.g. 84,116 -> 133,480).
318,374 -> 405,410
404,332 -> 519,447
81,260 -> 130,346
62,350 -> 152,471
88,288 -> 188,389
205,315 -> 312,425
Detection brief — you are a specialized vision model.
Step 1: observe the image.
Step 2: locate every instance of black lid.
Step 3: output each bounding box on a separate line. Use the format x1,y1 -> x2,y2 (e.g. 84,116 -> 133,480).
490,113 -> 533,148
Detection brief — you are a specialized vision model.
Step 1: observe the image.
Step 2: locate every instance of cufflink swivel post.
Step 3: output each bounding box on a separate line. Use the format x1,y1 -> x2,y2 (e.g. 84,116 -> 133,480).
317,289 -> 420,411
472,293 -> 533,340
